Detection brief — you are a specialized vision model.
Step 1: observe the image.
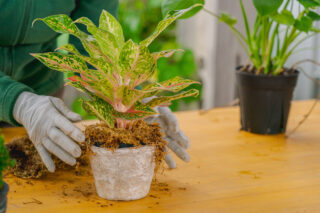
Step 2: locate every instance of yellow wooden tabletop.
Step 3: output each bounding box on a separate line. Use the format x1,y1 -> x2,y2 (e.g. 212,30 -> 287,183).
4,100 -> 320,213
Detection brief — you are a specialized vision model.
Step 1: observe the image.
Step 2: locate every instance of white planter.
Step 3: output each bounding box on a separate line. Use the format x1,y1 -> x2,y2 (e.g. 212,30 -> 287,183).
90,145 -> 155,201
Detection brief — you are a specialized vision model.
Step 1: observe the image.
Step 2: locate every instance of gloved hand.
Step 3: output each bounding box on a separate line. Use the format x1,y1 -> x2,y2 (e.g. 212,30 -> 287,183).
144,101 -> 190,169
13,92 -> 85,172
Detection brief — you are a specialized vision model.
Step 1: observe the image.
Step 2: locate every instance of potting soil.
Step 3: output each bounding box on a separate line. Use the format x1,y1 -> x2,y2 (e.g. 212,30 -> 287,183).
6,136 -> 89,179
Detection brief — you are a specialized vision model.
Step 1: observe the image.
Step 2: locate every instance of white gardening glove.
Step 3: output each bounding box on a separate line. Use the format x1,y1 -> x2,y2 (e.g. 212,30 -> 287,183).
13,92 -> 85,172
144,98 -> 190,169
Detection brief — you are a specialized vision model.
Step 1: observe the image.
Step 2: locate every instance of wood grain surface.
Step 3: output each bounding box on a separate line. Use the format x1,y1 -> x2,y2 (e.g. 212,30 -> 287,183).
3,100 -> 320,213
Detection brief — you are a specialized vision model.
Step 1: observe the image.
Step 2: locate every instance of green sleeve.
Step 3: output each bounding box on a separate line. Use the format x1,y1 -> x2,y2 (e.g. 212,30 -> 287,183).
69,0 -> 119,56
0,72 -> 34,126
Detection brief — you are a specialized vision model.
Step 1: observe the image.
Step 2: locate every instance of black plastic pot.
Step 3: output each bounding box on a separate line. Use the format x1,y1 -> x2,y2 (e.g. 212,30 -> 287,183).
236,69 -> 299,134
0,182 -> 8,213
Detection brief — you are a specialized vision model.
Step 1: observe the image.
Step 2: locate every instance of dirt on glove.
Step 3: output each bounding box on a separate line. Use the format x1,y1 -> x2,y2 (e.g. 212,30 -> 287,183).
84,120 -> 167,171
6,120 -> 166,179
6,136 -> 89,179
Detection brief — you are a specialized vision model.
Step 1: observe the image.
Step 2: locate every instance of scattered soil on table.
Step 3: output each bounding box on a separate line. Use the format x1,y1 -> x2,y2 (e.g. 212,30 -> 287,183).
85,120 -> 167,170
151,181 -> 170,192
6,136 -> 89,179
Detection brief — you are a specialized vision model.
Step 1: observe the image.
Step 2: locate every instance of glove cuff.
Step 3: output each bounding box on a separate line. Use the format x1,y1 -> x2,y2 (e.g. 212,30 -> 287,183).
13,91 -> 37,125
4,86 -> 34,126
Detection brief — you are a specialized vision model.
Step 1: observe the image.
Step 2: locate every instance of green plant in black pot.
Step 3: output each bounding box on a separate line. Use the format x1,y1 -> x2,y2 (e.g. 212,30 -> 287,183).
0,135 -> 15,213
163,0 -> 320,134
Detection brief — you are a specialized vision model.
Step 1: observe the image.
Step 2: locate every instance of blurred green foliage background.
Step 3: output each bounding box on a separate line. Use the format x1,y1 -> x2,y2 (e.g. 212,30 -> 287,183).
62,0 -> 202,119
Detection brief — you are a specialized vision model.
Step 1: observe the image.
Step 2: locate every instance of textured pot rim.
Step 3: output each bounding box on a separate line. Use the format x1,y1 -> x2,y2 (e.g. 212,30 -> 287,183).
90,145 -> 155,156
236,66 -> 299,79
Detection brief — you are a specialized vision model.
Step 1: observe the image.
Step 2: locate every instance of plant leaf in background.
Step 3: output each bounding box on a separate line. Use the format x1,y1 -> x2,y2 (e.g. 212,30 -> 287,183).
271,10 -> 295,26
294,16 -> 313,32
219,13 -> 238,26
297,0 -> 320,8
307,11 -> 320,21
161,0 -> 205,19
252,0 -> 284,16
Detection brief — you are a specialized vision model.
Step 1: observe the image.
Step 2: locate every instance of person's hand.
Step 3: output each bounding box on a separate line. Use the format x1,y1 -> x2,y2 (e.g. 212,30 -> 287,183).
13,92 -> 85,172
144,100 -> 190,169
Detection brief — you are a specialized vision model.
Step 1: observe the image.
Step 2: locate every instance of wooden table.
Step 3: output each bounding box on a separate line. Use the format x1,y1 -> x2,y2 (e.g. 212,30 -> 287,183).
4,100 -> 320,213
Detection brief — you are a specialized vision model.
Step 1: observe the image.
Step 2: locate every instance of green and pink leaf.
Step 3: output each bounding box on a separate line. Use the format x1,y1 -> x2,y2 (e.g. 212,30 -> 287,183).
31,52 -> 87,73
99,10 -> 125,48
143,76 -> 200,93
33,14 -> 81,36
145,89 -> 199,108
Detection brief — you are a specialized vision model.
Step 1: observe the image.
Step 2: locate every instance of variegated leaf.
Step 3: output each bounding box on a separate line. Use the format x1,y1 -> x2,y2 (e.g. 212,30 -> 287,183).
74,17 -> 97,34
33,14 -> 81,36
114,86 -> 146,112
99,10 -> 125,48
95,29 -> 119,62
82,56 -> 113,75
119,39 -> 139,77
67,82 -> 115,127
143,76 -> 200,93
114,102 -> 157,120
152,49 -> 184,61
119,42 -> 155,86
67,78 -> 114,107
79,33 -> 107,60
31,52 -> 87,73
74,17 -> 118,62
56,44 -> 80,54
56,44 -> 113,80
66,81 -> 95,98
140,4 -> 203,47
86,80 -> 115,104
145,89 -> 199,108
131,46 -> 156,86
34,15 -> 112,63
81,98 -> 115,128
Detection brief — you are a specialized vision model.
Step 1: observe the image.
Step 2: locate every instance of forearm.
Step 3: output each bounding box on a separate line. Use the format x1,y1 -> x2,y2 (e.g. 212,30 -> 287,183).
0,72 -> 34,126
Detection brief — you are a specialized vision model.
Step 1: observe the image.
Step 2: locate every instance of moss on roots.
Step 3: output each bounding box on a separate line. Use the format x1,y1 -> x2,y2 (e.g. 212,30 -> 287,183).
85,120 -> 167,171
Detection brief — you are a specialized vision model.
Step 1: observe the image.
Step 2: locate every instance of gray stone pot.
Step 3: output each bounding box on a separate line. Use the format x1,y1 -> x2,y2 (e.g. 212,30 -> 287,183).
90,146 -> 155,201
0,182 -> 8,213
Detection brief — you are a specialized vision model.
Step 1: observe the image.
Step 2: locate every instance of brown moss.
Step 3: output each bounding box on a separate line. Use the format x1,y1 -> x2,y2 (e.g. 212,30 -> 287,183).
6,136 -> 89,179
84,120 -> 167,170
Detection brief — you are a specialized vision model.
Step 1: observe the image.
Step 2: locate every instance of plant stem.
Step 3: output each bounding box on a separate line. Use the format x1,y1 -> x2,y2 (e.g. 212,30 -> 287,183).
265,23 -> 279,74
239,0 -> 253,52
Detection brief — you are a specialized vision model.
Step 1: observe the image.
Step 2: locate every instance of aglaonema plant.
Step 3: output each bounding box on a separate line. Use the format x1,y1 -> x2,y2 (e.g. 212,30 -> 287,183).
204,0 -> 320,75
31,5 -> 202,129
